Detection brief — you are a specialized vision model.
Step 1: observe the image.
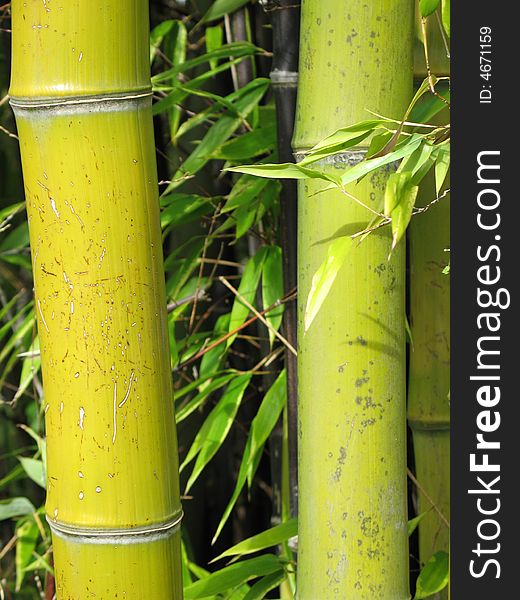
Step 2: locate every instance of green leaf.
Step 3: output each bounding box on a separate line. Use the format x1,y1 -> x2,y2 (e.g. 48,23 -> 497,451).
213,371 -> 287,542
166,78 -> 270,192
206,25 -> 224,69
0,497 -> 35,521
176,373 -> 237,423
161,194 -> 214,230
415,551 -> 449,599
419,0 -> 440,18
441,0 -> 450,36
150,20 -> 175,63
164,21 -> 188,139
18,457 -> 46,489
182,373 -> 252,493
0,202 -> 25,230
201,0 -> 251,24
338,135 -> 423,188
228,162 -> 338,185
15,518 -> 40,591
242,570 -> 286,600
299,120 -> 385,166
13,337 -> 41,402
200,314 -> 231,380
184,555 -> 282,599
213,517 -> 297,562
261,246 -> 284,346
153,42 -> 260,83
387,173 -> 419,254
223,175 -> 269,213
227,247 -> 269,346
304,237 -> 353,333
407,510 -> 430,536
212,125 -> 276,161
434,145 -> 450,195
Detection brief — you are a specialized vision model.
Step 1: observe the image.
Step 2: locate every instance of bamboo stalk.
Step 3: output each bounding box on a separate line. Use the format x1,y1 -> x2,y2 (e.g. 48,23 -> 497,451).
293,2 -> 413,597
265,0 -> 301,520
9,1 -> 183,597
408,10 -> 450,595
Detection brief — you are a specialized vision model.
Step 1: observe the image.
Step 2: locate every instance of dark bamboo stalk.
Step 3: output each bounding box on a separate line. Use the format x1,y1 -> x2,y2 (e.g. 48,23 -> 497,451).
262,0 -> 300,520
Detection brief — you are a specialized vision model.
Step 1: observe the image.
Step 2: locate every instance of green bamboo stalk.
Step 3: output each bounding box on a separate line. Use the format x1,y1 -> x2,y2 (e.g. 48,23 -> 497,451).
408,11 -> 450,595
293,2 -> 413,597
9,1 -> 183,597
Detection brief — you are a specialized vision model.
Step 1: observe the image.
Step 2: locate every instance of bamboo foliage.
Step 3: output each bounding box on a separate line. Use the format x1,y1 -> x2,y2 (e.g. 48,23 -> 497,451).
9,1 -> 182,597
293,1 -> 413,597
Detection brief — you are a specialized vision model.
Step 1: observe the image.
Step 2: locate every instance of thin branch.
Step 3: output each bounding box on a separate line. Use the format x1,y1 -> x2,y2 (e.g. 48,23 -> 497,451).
407,467 -> 450,528
219,276 -> 297,356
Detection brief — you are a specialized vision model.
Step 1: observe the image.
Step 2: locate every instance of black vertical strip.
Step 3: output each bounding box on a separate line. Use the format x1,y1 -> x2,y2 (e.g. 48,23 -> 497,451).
452,2 -> 516,596
267,0 -> 301,519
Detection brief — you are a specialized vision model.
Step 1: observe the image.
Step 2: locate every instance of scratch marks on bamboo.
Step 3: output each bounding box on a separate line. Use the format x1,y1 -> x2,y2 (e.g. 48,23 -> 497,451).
78,406 -> 85,430
112,380 -> 118,444
112,370 -> 135,443
37,298 -> 50,332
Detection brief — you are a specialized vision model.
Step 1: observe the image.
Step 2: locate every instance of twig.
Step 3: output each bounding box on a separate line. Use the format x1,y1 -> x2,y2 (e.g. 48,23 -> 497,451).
407,467 -> 450,528
167,289 -> 208,313
219,276 -> 297,356
176,289 -> 297,370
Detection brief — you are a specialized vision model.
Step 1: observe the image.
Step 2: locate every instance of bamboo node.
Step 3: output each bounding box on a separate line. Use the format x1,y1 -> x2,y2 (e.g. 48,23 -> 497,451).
46,510 -> 184,545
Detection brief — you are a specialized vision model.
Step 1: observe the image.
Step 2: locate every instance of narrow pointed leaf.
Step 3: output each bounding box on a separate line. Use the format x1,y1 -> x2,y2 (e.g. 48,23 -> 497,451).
184,555 -> 282,599
419,0 -> 440,17
183,374 -> 252,492
304,237 -> 353,332
213,517 -> 297,562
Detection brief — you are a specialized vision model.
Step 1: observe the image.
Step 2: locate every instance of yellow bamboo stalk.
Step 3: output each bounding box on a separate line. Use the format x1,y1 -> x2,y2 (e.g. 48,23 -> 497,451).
294,1 -> 413,597
9,1 -> 183,597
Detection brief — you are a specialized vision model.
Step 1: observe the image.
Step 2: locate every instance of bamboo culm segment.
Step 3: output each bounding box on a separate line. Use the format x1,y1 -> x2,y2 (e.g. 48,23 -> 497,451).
293,2 -> 413,598
407,144 -> 450,587
409,13 -> 450,594
10,1 -> 183,598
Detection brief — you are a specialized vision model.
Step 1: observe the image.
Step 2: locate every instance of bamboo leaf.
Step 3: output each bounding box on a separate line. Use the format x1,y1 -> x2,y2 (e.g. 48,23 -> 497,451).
153,42 -> 260,83
15,518 -> 40,591
212,125 -> 276,161
223,175 -> 269,213
0,497 -> 35,521
228,162 -> 339,185
338,135 -> 423,187
182,374 -> 252,493
165,21 -> 188,139
13,337 -> 41,402
442,0 -> 450,36
213,517 -> 297,562
213,370 -> 287,543
150,20 -> 175,63
227,247 -> 269,346
18,457 -> 45,489
206,25 -> 224,69
176,373 -> 237,423
407,510 -> 430,536
161,194 -> 214,230
242,570 -> 286,600
419,0 -> 440,18
386,172 -> 419,254
414,551 -> 449,599
435,145 -> 450,195
167,78 -> 270,192
304,237 -> 353,333
201,0 -> 251,24
184,555 -> 282,599
261,246 -> 284,346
